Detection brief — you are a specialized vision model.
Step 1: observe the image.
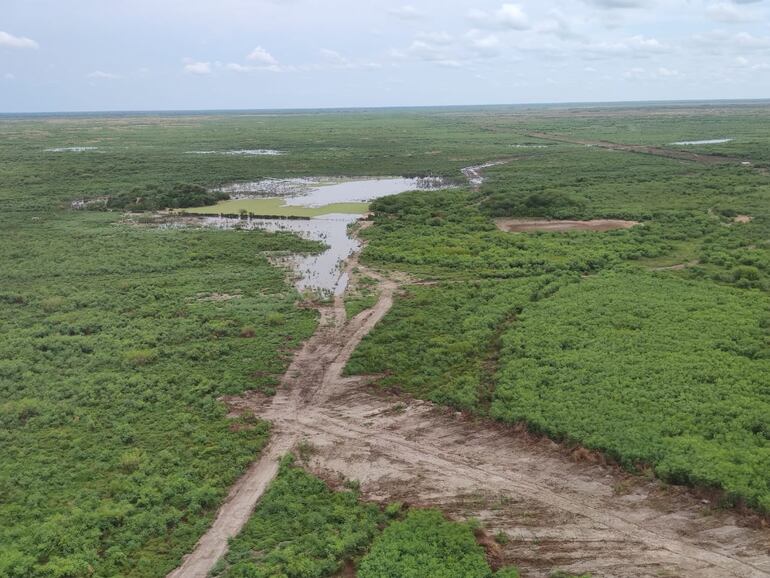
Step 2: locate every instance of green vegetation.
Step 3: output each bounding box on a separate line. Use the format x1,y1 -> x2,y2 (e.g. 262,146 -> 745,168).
183,197 -> 369,217
212,456 -> 384,577
3,104 -> 770,577
0,213 -> 320,576
358,509 -> 515,578
104,183 -> 228,211
344,275 -> 379,319
347,106 -> 770,511
493,272 -> 770,510
216,460 -> 520,578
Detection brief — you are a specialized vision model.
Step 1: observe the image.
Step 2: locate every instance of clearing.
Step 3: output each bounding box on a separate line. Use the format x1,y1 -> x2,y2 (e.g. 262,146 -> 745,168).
169,228 -> 770,578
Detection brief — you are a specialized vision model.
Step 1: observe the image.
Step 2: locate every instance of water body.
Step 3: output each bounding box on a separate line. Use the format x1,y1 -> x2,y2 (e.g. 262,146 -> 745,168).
180,166 -> 489,294
214,176 -> 446,208
669,138 -> 732,145
45,147 -> 99,152
202,214 -> 359,296
185,149 -> 284,156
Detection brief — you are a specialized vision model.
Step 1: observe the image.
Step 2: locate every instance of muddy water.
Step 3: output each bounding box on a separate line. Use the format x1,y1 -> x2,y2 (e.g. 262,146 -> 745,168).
204,214 -> 359,296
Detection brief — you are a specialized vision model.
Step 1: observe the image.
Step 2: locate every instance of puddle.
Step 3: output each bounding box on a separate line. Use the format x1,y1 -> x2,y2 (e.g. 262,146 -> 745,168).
185,149 -> 285,156
200,214 -> 359,296
669,139 -> 732,146
213,176 -> 446,208
45,147 -> 99,152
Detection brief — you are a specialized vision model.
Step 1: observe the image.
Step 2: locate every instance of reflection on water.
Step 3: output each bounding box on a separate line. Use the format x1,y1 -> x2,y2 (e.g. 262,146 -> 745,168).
204,214 -> 359,295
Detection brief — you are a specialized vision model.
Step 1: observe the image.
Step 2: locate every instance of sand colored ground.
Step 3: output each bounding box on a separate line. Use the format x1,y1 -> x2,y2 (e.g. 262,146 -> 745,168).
495,218 -> 639,233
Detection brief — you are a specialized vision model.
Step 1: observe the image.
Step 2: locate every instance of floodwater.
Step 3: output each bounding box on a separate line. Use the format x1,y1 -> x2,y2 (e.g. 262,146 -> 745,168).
185,149 -> 284,156
203,214 -> 359,295
669,138 -> 732,145
45,147 -> 99,152
214,176 -> 446,208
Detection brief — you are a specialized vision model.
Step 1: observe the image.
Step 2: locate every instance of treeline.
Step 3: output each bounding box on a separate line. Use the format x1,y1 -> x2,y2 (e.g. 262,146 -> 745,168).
104,183 -> 228,211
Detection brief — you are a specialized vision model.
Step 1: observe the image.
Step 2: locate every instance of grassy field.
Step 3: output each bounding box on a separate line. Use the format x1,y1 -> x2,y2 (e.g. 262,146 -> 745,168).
2,103 -> 770,576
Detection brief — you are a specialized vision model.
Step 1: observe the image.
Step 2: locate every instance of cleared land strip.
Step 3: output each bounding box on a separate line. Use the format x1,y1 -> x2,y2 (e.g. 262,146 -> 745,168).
527,131 -> 749,166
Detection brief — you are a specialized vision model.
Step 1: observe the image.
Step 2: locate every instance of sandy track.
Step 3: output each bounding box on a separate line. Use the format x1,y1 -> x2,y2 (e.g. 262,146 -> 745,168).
170,238 -> 770,578
167,257 -> 397,578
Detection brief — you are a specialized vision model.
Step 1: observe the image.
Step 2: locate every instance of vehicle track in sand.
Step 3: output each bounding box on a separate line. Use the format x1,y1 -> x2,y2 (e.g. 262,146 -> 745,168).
169,221 -> 770,578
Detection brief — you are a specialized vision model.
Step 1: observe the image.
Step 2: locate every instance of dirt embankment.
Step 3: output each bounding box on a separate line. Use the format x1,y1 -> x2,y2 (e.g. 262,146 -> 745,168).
169,219 -> 770,578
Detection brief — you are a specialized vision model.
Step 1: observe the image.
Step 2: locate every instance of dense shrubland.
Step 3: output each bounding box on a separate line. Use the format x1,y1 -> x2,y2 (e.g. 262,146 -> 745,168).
351,123 -> 770,511
0,212 -> 320,577
212,456 -> 384,577
104,183 -> 228,211
215,459 -> 522,578
2,105 -> 770,576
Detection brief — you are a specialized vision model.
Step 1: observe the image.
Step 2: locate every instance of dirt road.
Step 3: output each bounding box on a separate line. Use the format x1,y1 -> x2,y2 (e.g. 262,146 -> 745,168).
527,131 -> 749,166
169,236 -> 770,578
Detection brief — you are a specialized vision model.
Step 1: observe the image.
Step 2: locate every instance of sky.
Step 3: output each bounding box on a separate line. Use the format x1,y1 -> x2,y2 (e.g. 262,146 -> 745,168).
1,0 -> 769,112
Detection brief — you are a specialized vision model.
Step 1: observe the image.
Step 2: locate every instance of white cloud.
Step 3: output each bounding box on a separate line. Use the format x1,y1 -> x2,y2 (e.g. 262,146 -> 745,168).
225,62 -> 252,72
87,70 -> 120,80
583,35 -> 671,59
184,61 -> 212,75
468,4 -> 529,30
247,46 -> 278,65
0,31 -> 39,49
388,5 -> 424,20
582,0 -> 649,9
466,30 -> 502,57
3,72 -> 15,80
706,2 -> 756,23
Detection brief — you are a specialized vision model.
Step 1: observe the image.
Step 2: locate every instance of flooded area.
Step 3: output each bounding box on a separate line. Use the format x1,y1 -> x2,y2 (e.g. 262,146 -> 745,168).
669,138 -> 732,145
202,214 -> 359,295
213,176 -> 446,208
45,146 -> 99,152
178,166 -> 497,294
184,149 -> 285,156
462,160 -> 509,188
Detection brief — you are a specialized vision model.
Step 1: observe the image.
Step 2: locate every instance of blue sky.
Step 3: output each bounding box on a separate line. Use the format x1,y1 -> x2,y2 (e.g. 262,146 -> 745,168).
1,0 -> 769,112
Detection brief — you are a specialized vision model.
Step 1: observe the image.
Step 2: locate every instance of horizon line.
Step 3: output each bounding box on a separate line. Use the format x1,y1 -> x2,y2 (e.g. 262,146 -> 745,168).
2,96 -> 770,117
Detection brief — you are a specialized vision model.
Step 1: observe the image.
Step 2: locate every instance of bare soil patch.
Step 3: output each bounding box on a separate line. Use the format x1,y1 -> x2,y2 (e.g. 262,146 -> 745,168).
734,215 -> 753,224
496,218 -> 639,233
